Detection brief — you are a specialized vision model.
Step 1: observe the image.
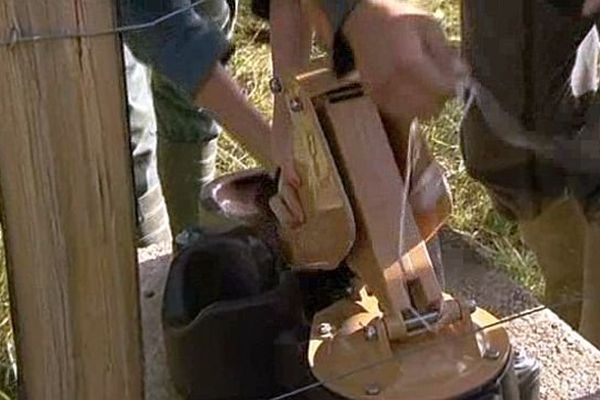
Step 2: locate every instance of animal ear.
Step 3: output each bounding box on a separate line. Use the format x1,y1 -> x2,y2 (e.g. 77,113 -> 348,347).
583,0 -> 600,16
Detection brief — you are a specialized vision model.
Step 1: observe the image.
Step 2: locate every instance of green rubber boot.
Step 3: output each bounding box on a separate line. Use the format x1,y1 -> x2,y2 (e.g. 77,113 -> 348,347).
136,185 -> 172,247
158,138 -> 219,238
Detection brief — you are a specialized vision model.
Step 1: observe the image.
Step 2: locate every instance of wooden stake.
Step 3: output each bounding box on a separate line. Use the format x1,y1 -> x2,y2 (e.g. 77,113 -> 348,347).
0,2 -> 143,399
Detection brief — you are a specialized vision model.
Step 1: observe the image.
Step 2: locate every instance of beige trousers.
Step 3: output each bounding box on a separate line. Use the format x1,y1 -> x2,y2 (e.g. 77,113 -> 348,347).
520,198 -> 600,348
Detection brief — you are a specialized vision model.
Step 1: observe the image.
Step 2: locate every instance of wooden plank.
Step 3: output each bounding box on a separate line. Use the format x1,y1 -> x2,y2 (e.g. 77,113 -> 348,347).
293,58 -> 360,99
0,2 -> 143,399
280,76 -> 356,270
322,96 -> 443,333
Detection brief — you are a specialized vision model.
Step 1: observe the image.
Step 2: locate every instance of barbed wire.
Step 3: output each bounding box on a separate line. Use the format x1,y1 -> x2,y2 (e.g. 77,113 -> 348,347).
267,292 -> 593,400
0,0 -> 210,48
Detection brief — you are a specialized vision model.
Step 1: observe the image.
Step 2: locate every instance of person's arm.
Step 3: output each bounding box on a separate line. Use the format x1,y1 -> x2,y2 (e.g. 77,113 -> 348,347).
196,64 -> 273,167
120,0 -> 272,166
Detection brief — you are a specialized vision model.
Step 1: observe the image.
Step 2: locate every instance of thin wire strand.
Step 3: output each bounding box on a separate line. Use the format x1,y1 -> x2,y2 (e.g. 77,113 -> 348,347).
2,7 -> 594,397
267,293 -> 590,400
0,0 -> 210,47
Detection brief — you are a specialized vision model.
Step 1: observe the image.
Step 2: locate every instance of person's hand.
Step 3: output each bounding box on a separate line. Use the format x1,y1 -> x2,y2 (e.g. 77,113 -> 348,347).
583,0 -> 600,16
343,0 -> 466,128
267,0 -> 311,229
268,102 -> 305,228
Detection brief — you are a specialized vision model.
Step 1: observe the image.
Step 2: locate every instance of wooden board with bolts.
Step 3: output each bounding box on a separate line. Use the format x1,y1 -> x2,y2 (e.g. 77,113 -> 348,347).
282,65 -> 512,399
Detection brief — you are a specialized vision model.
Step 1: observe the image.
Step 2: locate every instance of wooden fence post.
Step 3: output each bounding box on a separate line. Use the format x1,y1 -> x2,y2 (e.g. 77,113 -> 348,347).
0,1 -> 144,399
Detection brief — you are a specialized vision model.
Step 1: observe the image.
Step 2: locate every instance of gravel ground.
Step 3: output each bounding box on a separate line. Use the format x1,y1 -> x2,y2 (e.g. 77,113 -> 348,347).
139,232 -> 600,400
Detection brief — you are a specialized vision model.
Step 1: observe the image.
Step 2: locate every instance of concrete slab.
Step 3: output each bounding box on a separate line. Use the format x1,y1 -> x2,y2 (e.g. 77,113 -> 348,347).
138,244 -> 180,400
139,232 -> 600,400
442,231 -> 600,400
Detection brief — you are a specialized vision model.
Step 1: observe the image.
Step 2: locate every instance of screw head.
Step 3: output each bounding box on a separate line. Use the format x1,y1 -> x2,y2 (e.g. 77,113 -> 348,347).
467,299 -> 477,314
483,347 -> 501,360
363,325 -> 378,341
269,77 -> 283,94
365,384 -> 381,396
318,323 -> 333,336
289,97 -> 303,112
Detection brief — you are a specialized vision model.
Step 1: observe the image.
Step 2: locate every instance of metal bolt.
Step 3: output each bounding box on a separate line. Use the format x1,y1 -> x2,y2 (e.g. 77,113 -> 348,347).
289,97 -> 303,112
483,347 -> 501,360
365,384 -> 381,396
364,325 -> 378,341
318,323 -> 333,336
467,299 -> 477,314
269,77 -> 283,94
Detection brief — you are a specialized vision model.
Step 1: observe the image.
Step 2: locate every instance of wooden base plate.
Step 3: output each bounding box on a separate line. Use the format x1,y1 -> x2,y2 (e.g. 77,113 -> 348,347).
308,296 -> 511,400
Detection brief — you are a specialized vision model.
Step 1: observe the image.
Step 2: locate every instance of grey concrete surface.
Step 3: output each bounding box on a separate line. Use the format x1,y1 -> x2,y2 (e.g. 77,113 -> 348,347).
442,230 -> 600,400
139,231 -> 600,400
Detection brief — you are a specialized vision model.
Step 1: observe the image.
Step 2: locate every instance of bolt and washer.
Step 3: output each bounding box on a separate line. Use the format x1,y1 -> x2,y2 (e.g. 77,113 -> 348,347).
290,97 -> 303,112
483,347 -> 501,360
318,323 -> 333,336
364,325 -> 378,341
365,384 -> 381,396
467,299 -> 477,314
269,77 -> 283,94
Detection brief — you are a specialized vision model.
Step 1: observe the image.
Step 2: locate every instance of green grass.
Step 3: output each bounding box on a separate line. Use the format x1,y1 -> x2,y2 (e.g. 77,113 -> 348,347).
0,0 -> 543,398
421,101 -> 544,296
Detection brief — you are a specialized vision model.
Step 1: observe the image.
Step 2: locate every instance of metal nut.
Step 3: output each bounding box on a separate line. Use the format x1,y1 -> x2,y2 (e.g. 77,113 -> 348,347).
318,323 -> 333,336
365,384 -> 381,396
363,325 -> 378,341
289,97 -> 303,112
